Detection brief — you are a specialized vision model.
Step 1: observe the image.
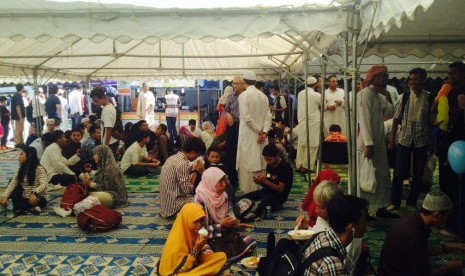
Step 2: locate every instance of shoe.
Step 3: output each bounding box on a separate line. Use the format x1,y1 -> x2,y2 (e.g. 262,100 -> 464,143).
376,208 -> 400,219
405,205 -> 416,212
386,204 -> 399,212
439,229 -> 460,240
29,206 -> 42,213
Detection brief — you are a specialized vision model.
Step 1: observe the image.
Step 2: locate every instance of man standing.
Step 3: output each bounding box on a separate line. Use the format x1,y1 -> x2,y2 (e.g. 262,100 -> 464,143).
224,76 -> 245,189
68,84 -> 83,130
271,85 -> 287,124
32,87 -> 46,134
387,68 -> 432,211
236,71 -> 272,193
10,83 -> 26,147
378,192 -> 465,275
137,82 -> 156,128
164,89 -> 180,143
324,75 -> 346,136
44,85 -> 62,126
90,87 -> 119,156
357,65 -> 396,218
296,76 -> 322,173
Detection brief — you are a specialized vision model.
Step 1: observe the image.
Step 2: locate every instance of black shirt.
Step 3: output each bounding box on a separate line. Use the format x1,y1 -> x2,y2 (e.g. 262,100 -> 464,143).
10,92 -> 25,120
264,159 -> 293,204
378,212 -> 432,276
44,94 -> 61,119
0,105 -> 10,124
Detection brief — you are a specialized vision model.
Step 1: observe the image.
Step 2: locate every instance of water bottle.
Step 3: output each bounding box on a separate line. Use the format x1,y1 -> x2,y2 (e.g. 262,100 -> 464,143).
6,199 -> 14,218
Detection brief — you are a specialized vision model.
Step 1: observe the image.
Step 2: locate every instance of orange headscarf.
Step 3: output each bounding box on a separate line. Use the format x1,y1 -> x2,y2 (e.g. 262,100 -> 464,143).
159,203 -> 205,275
362,65 -> 388,88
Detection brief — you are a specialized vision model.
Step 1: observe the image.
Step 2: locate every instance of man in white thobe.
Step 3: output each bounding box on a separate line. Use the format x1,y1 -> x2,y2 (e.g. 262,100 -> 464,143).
137,82 -> 156,128
324,75 -> 346,136
357,65 -> 396,218
296,76 -> 322,173
68,85 -> 83,130
236,71 -> 272,194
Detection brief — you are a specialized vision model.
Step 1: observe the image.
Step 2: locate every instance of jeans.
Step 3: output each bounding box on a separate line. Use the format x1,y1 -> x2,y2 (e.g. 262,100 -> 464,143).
390,144 -> 428,207
166,116 -> 178,141
1,122 -> 9,146
71,113 -> 82,130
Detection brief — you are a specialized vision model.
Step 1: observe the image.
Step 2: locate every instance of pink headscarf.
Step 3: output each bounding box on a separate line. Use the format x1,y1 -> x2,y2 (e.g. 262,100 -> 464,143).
362,65 -> 388,88
194,167 -> 229,224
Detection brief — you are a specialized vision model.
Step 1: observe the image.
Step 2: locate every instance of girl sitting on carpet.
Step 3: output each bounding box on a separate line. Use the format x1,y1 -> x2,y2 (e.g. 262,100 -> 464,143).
81,145 -> 129,208
158,203 -> 227,276
194,167 -> 256,263
0,146 -> 48,213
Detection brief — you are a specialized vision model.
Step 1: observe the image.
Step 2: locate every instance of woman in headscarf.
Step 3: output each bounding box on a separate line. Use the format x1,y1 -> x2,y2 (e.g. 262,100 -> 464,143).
194,167 -> 256,263
82,145 -> 129,208
0,146 -> 48,213
158,203 -> 227,276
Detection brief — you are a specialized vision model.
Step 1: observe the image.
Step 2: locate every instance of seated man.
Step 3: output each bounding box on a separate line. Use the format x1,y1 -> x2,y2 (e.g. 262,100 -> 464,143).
43,118 -> 59,134
187,119 -> 202,138
29,132 -> 54,161
120,131 -> 161,177
240,144 -> 293,213
324,124 -> 348,143
159,137 -> 206,218
302,195 -> 368,275
154,123 -> 173,164
378,191 -> 465,276
81,124 -> 101,170
40,130 -> 80,187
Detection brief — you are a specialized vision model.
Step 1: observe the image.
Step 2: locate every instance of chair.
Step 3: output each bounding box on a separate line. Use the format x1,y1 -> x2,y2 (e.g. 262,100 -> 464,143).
320,141 -> 349,165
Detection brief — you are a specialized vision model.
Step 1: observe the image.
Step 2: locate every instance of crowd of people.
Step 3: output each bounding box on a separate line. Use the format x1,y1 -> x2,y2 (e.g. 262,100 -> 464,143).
0,62 -> 464,275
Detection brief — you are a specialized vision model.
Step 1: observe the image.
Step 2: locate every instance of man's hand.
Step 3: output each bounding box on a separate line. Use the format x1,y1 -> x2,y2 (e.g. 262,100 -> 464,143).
28,194 -> 39,206
445,243 -> 465,255
0,197 -> 8,207
225,113 -> 234,126
257,132 -> 267,144
364,145 -> 374,159
253,174 -> 265,185
194,161 -> 205,175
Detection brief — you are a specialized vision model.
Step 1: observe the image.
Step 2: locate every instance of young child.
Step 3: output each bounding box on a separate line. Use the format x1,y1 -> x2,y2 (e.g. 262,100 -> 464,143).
203,145 -> 235,204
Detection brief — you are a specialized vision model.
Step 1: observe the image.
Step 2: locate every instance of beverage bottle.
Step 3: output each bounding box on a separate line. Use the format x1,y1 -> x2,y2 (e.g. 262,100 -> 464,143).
6,199 -> 14,218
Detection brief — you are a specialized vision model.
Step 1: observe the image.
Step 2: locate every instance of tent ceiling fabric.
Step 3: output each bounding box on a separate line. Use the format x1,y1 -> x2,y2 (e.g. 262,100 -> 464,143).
0,0 -> 462,82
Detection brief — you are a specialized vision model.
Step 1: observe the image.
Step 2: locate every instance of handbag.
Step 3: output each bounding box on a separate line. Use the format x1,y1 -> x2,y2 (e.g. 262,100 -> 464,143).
360,158 -> 376,193
207,230 -> 247,259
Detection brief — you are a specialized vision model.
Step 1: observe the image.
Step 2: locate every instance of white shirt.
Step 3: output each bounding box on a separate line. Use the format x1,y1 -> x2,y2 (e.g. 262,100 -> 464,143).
31,95 -> 46,117
188,127 -> 202,138
101,104 -> 117,145
40,143 -> 80,181
165,93 -> 180,117
68,89 -> 83,115
386,85 -> 399,105
120,141 -> 148,173
30,137 -> 45,160
137,91 -> 155,118
200,130 -> 214,149
324,87 -> 346,135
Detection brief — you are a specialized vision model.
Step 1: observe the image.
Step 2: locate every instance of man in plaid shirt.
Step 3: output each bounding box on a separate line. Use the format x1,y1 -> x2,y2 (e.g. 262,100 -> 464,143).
302,195 -> 368,276
387,68 -> 433,212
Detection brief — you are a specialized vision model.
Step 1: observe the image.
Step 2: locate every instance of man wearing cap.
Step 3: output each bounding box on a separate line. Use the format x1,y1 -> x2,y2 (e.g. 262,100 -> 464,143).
137,82 -> 156,128
236,71 -> 272,193
378,191 -> 465,275
68,84 -> 83,131
296,75 -> 322,173
357,65 -> 396,218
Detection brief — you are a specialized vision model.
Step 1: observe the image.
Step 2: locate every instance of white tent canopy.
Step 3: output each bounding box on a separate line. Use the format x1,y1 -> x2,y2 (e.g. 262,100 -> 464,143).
0,0 -> 452,82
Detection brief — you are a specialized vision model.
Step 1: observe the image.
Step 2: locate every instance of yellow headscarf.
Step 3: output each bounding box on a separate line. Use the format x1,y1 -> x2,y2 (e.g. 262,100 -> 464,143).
159,203 -> 206,275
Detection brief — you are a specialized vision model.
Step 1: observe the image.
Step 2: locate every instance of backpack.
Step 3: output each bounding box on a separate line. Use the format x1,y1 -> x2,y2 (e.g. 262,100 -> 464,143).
60,183 -> 89,211
234,198 -> 262,223
258,232 -> 342,276
77,205 -> 122,232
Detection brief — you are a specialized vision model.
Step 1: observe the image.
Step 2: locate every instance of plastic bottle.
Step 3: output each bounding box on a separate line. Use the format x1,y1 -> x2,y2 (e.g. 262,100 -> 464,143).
6,199 -> 14,218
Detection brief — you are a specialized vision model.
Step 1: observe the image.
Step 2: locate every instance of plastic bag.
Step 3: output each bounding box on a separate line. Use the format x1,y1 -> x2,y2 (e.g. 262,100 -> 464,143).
423,154 -> 437,186
360,158 -> 376,193
216,112 -> 228,136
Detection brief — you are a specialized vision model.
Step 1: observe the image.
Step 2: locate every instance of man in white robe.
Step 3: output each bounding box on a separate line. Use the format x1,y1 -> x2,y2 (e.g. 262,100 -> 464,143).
236,71 -> 272,194
137,82 -> 156,128
357,65 -> 397,218
324,75 -> 346,136
296,76 -> 322,173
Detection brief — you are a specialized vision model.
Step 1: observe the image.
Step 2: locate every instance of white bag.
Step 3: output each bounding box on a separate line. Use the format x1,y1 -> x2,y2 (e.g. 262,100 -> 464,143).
360,158 -> 376,193
423,154 -> 437,186
73,196 -> 101,215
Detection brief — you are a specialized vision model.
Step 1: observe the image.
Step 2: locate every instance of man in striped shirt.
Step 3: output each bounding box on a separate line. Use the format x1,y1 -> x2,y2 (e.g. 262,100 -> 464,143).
159,137 -> 206,218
